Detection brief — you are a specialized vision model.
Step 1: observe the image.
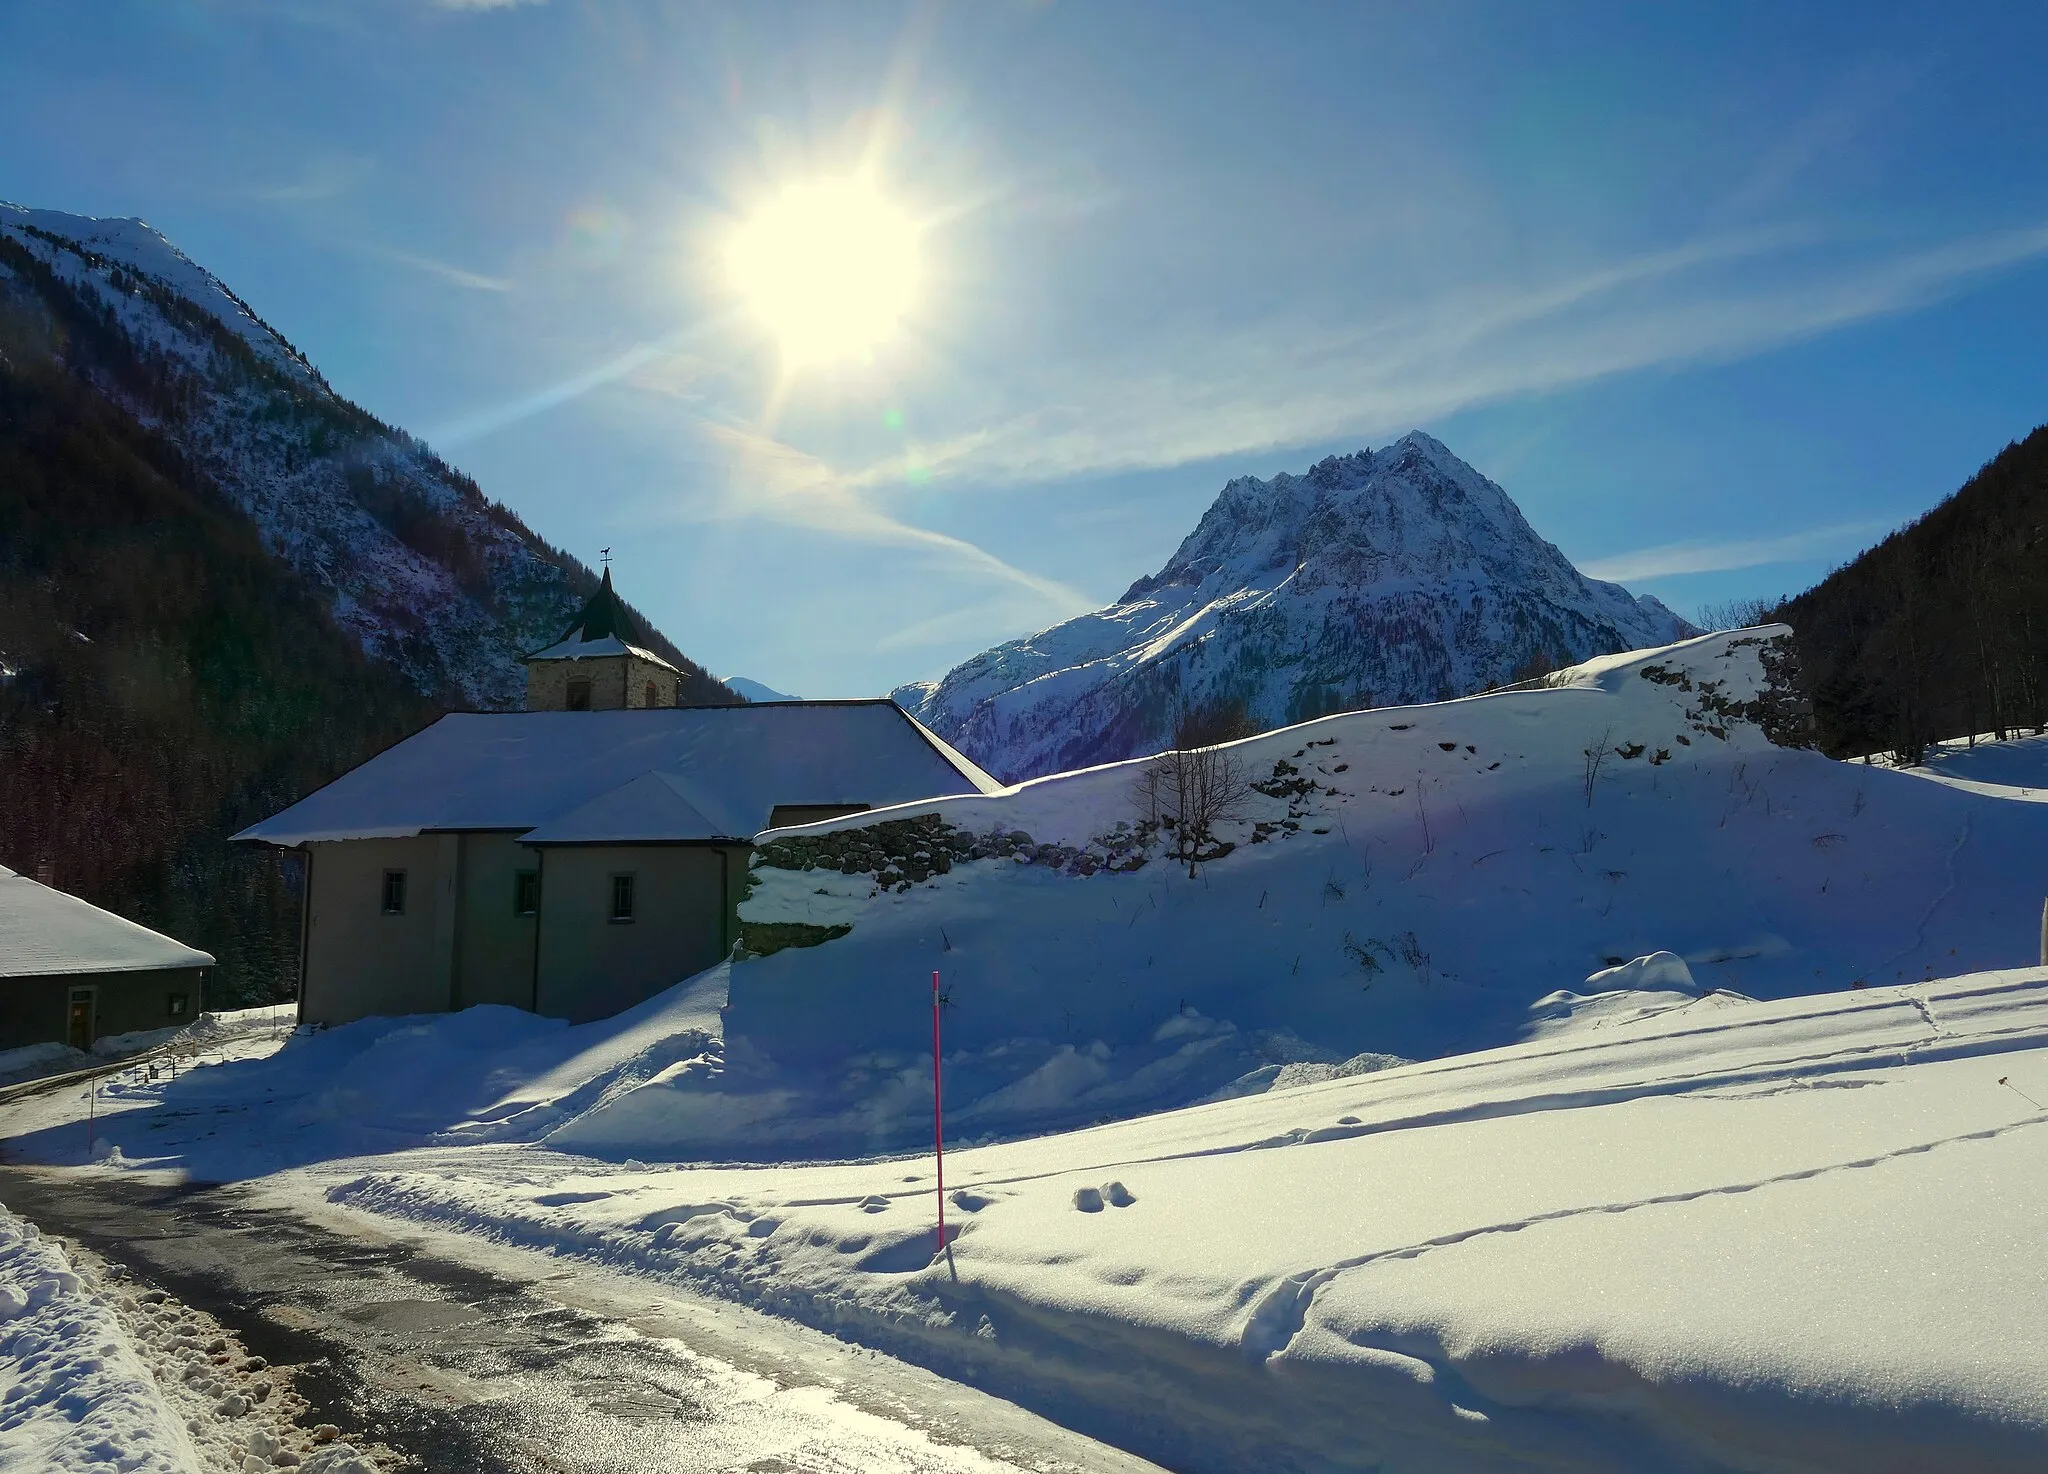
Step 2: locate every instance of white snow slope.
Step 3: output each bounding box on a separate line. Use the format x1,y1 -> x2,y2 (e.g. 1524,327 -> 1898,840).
894,433 -> 1693,780
678,626 -> 2048,1157
13,969 -> 2048,1473
0,203 -> 681,709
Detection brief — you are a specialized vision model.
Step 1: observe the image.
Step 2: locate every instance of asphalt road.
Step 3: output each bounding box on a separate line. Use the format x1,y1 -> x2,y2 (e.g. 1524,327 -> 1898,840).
0,1167 -> 1163,1474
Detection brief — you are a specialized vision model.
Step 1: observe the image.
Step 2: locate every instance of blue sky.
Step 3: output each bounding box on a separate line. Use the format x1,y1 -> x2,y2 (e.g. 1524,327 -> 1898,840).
4,1 -> 2047,697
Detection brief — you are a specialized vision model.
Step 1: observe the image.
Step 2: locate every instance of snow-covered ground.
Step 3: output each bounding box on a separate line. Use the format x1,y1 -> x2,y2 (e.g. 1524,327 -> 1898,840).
6,627 -> 2046,1469
1905,729 -> 2048,798
0,1004 -> 298,1090
694,627 -> 2048,1156
6,967 -> 2046,1471
0,1196 -> 374,1473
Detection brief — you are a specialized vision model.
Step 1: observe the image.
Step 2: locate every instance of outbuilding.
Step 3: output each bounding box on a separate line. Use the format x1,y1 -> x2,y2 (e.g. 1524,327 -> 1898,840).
0,865 -> 215,1053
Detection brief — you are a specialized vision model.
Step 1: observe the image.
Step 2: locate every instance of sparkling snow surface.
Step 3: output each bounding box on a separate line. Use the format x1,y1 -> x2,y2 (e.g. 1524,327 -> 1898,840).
7,971 -> 2047,1472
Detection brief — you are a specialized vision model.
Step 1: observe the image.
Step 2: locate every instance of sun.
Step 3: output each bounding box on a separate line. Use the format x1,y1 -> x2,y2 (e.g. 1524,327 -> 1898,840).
726,177 -> 920,365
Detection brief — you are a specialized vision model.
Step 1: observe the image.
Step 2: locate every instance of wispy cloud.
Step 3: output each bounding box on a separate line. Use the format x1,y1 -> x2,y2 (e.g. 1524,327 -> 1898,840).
862,218 -> 2048,495
1579,518 -> 1901,582
372,245 -> 510,293
694,419 -> 1093,618
430,330 -> 711,447
245,152 -> 375,204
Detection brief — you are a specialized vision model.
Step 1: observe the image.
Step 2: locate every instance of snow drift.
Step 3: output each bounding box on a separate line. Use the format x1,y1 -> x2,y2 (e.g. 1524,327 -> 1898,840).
596,625 -> 2048,1158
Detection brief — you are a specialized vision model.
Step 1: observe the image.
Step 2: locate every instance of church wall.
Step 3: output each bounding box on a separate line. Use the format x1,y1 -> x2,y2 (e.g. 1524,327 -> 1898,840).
525,655 -> 682,711
453,832 -> 539,1010
624,655 -> 682,709
533,844 -> 740,1023
302,836 -> 454,1025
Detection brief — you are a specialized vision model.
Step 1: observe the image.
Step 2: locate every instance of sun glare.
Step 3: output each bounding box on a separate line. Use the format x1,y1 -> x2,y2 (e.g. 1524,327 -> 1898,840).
727,178 -> 920,365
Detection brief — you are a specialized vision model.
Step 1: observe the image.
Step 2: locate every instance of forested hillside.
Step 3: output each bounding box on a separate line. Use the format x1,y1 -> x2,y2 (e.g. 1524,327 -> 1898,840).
0,303 -> 436,1000
1776,424 -> 2048,760
0,209 -> 736,1004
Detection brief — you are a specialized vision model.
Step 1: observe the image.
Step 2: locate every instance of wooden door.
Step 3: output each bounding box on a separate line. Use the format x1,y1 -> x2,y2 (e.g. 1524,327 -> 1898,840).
67,987 -> 95,1051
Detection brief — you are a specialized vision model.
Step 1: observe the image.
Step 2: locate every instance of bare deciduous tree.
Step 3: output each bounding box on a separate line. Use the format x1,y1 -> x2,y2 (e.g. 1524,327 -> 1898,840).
1134,701 -> 1256,878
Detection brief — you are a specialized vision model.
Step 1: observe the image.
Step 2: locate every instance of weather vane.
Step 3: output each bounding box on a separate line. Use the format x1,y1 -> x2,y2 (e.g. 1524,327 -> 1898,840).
600,547 -> 611,571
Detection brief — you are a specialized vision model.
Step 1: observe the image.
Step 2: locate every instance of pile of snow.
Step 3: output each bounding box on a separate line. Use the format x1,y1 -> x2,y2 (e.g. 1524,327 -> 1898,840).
0,975 -> 727,1179
328,967 -> 2048,1474
0,1200 -> 202,1472
0,1041 -> 92,1088
93,1003 -> 299,1061
895,432 -> 1693,780
0,1203 -> 383,1474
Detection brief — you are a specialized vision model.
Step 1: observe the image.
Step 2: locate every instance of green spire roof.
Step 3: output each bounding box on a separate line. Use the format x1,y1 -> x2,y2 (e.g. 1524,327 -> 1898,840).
562,567 -> 640,644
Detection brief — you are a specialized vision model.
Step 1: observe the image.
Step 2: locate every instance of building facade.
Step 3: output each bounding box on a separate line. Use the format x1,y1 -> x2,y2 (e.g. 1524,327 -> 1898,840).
0,864 -> 214,1053
240,684 -> 1002,1029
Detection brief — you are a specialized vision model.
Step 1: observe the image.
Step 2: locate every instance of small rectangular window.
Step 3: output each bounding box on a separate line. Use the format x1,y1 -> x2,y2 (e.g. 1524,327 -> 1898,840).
514,870 -> 540,917
609,872 -> 636,923
167,993 -> 188,1019
381,869 -> 407,915
567,678 -> 592,711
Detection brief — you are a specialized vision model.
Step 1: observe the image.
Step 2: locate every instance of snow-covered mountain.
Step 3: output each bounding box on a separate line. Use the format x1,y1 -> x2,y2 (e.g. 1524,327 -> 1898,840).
724,675 -> 798,703
0,203 -> 728,710
894,432 -> 1692,780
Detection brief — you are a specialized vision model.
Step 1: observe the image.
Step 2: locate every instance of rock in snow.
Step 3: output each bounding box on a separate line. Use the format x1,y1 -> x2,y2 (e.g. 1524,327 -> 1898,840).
895,432 -> 1692,780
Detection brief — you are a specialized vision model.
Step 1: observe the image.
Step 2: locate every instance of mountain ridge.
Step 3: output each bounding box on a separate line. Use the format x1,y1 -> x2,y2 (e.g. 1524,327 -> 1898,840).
0,203 -> 734,1003
895,432 -> 1693,781
0,202 -> 734,710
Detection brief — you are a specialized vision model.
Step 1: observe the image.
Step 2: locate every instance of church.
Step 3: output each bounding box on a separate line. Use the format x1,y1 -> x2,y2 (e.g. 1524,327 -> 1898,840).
235,573 -> 1000,1027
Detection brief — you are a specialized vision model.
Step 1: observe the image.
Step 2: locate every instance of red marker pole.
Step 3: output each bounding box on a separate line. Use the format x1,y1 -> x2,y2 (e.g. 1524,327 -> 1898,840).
932,968 -> 946,1252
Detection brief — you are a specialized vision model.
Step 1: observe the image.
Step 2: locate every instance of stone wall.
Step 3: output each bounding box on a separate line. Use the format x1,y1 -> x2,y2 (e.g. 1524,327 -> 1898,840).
525,655 -> 683,711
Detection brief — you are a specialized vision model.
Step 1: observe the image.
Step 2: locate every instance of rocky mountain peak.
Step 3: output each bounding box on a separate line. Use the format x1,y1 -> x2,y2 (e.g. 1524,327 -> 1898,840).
900,433 -> 1695,781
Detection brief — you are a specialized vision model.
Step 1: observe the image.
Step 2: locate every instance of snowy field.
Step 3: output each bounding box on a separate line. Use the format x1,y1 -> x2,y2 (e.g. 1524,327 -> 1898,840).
1906,729 -> 2048,797
4,967 -> 2046,1472
686,627 -> 2048,1156
6,627 -> 2047,1470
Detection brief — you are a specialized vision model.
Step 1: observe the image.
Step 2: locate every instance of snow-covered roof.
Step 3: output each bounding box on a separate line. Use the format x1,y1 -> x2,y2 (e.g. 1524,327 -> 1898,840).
0,866 -> 214,979
233,702 -> 1007,847
522,634 -> 679,670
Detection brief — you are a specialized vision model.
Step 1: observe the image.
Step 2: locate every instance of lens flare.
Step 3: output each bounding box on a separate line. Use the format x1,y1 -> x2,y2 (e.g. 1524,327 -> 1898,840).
726,178 -> 919,364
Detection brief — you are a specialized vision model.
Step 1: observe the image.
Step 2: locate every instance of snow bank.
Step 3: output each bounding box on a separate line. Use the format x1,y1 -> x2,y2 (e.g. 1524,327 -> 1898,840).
329,967 -> 2048,1474
0,1201 -> 200,1472
0,972 -> 730,1179
94,1003 -> 298,1061
0,1041 -> 91,1087
526,628 -> 2048,1159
